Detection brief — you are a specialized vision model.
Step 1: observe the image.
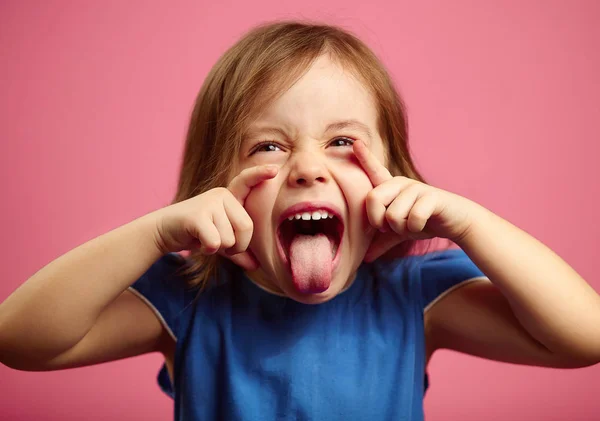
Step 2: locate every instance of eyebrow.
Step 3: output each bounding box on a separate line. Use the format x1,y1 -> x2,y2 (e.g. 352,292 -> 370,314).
244,119 -> 373,143
324,119 -> 373,142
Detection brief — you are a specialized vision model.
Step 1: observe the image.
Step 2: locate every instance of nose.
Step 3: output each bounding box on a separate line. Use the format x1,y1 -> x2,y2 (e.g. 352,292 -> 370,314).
287,151 -> 328,187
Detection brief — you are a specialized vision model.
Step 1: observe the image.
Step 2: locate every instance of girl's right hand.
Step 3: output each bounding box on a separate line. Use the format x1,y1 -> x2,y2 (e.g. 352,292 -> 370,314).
152,165 -> 279,271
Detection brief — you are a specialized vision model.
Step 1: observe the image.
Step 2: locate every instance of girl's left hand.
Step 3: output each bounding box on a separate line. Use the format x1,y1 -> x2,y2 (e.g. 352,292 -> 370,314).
353,140 -> 477,262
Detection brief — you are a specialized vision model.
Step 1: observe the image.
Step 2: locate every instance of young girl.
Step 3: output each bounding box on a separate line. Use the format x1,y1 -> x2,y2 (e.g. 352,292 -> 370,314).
1,20 -> 599,420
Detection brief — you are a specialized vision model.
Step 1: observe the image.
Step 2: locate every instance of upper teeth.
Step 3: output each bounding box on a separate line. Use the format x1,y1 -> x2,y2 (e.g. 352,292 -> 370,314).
288,210 -> 334,221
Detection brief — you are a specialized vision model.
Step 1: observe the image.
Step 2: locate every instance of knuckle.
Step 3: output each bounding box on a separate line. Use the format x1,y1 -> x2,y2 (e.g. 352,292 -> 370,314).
221,236 -> 236,249
385,210 -> 405,231
203,237 -> 221,251
405,183 -> 421,195
205,187 -> 228,201
366,190 -> 380,205
410,210 -> 428,223
214,187 -> 229,196
425,190 -> 438,202
237,218 -> 254,233
408,214 -> 426,231
384,206 -> 396,219
230,241 -> 247,253
391,221 -> 406,234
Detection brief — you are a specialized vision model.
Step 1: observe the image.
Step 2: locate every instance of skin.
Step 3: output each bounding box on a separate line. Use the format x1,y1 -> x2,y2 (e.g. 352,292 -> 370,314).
2,54 -> 596,392
218,53 -> 600,366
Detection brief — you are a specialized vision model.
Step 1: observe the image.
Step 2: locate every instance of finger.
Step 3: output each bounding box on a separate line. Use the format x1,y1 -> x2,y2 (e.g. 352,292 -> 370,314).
228,249 -> 259,271
223,194 -> 254,254
407,193 -> 437,233
364,231 -> 403,262
364,226 -> 432,262
228,165 -> 279,204
194,222 -> 221,255
365,178 -> 415,231
211,210 -> 236,251
385,184 -> 422,235
365,190 -> 387,232
353,139 -> 393,187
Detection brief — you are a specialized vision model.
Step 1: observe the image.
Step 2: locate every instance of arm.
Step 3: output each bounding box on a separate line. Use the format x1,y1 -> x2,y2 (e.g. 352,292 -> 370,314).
0,164 -> 278,371
430,203 -> 600,367
0,212 -> 166,370
351,139 -> 600,368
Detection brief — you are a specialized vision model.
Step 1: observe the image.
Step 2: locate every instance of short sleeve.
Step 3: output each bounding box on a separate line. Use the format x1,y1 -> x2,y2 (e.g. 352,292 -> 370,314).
127,252 -> 191,342
419,248 -> 487,312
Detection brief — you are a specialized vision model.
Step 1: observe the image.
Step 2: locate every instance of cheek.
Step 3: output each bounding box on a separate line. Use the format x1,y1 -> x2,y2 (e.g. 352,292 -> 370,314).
243,179 -> 278,235
331,162 -> 375,239
334,164 -> 373,206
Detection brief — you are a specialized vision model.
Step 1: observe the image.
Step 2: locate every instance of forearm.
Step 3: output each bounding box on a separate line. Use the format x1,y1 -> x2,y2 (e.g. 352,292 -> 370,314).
0,212 -> 164,363
456,202 -> 600,363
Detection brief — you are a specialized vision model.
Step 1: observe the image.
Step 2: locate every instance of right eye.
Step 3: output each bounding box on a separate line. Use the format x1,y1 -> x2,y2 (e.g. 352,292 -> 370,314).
250,141 -> 282,154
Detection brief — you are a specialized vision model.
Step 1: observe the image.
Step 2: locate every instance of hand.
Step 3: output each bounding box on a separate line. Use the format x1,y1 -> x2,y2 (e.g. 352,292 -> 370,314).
152,165 -> 278,270
353,140 -> 475,262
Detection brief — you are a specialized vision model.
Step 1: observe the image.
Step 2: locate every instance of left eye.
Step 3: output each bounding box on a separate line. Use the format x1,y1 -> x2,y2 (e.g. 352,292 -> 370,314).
251,141 -> 282,154
329,137 -> 355,147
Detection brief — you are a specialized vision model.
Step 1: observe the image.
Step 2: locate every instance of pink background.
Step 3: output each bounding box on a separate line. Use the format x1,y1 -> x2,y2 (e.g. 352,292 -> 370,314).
1,1 -> 599,420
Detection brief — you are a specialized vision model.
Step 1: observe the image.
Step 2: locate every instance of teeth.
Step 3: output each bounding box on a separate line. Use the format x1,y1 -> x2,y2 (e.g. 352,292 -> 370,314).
287,209 -> 336,221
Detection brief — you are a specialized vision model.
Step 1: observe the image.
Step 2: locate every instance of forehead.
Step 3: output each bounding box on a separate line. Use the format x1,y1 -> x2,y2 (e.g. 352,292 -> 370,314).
246,55 -> 378,140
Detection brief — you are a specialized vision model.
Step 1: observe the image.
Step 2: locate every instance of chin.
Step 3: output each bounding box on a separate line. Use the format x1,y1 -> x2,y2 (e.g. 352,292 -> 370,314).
248,222 -> 368,303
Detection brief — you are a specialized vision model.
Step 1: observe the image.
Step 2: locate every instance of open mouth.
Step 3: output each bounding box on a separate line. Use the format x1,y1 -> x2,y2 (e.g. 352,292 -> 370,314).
276,209 -> 344,268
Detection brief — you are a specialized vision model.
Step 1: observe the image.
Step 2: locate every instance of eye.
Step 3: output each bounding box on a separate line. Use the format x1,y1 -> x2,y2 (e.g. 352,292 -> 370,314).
329,137 -> 355,147
250,141 -> 282,155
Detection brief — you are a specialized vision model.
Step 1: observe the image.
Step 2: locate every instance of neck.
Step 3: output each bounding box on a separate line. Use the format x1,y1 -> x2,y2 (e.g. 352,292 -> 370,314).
243,267 -> 358,298
244,269 -> 287,297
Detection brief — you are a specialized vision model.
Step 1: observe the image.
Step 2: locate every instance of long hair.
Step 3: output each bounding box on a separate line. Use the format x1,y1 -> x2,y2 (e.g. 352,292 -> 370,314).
172,20 -> 435,290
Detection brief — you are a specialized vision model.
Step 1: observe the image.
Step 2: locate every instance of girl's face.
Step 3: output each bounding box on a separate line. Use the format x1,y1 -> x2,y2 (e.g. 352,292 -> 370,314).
236,55 -> 387,304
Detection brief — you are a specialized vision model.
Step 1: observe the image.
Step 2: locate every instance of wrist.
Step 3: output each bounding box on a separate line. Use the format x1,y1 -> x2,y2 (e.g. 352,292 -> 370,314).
136,210 -> 170,258
451,199 -> 489,247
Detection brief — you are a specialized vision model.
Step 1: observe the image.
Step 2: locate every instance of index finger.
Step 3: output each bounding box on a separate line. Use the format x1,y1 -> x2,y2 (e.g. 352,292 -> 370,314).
227,165 -> 279,204
353,139 -> 392,187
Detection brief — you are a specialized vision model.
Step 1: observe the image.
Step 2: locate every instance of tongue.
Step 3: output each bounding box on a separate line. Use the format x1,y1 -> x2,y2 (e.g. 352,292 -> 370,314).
289,233 -> 333,294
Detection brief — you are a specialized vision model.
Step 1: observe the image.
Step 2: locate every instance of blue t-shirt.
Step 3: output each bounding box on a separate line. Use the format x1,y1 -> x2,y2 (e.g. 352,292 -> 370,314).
129,248 -> 486,420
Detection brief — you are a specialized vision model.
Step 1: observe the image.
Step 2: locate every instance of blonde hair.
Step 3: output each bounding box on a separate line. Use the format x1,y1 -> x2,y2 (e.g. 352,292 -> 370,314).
172,20 -> 432,289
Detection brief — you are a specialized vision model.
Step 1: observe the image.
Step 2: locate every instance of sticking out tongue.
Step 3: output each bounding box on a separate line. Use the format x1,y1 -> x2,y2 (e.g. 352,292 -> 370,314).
289,233 -> 333,294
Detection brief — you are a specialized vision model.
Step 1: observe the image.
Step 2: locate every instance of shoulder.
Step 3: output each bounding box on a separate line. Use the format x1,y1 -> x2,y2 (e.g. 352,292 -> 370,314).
128,253 -> 203,340
130,252 -> 196,298
372,248 -> 487,312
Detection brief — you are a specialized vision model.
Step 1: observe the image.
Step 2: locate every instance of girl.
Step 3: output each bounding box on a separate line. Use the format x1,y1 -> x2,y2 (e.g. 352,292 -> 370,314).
1,20 -> 599,420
